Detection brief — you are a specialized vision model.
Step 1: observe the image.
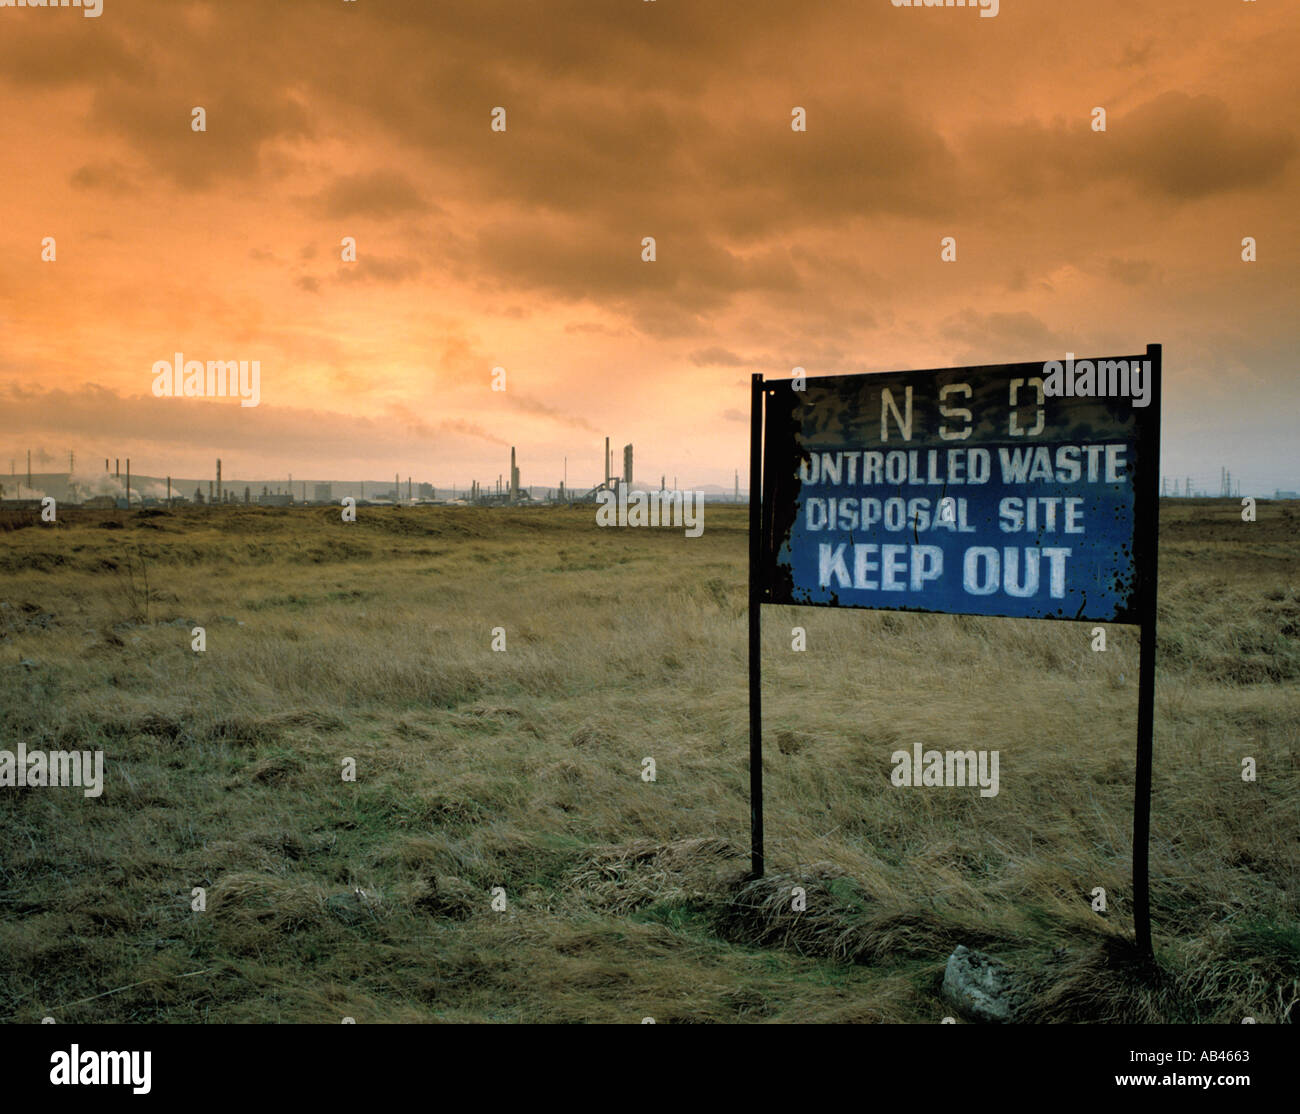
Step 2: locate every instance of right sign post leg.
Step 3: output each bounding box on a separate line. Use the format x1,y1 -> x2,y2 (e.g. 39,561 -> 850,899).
1132,342 -> 1162,959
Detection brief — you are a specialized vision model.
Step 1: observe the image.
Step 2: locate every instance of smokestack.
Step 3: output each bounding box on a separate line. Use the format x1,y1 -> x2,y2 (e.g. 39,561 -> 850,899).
105,458 -> 109,473
126,458 -> 130,506
623,444 -> 633,489
217,458 -> 222,504
115,458 -> 119,479
605,437 -> 610,488
167,476 -> 171,506
27,449 -> 32,492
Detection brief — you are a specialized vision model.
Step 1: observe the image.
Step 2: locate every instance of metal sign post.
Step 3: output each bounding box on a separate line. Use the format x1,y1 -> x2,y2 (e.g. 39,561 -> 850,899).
749,346 -> 1161,956
749,372 -> 766,880
1132,345 -> 1161,957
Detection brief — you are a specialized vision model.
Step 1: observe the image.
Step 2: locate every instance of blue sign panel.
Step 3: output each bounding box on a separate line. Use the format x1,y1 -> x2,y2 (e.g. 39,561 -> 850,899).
760,354 -> 1160,622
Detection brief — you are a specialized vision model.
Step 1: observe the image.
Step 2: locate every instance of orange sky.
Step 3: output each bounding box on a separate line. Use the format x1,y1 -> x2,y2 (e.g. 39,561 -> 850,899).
1,0 -> 1297,494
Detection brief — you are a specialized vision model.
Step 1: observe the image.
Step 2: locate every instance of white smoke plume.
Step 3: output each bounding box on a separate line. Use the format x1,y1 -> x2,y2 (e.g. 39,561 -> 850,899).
68,471 -> 125,500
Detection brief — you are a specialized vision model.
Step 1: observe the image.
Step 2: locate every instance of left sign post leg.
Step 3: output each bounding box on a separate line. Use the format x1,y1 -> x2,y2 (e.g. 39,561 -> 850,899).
749,373 -> 765,879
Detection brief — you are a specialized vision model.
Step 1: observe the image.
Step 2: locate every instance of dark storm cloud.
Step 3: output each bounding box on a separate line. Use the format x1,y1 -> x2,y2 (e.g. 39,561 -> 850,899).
938,310 -> 1060,361
963,93 -> 1295,204
1116,92 -> 1296,199
70,160 -> 137,194
313,172 -> 434,220
504,394 -> 599,434
336,255 -> 424,285
690,348 -> 748,368
0,382 -> 507,454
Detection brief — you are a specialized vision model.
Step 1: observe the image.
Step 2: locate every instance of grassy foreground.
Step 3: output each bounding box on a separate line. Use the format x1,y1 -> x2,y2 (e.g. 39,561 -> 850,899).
0,500 -> 1296,1023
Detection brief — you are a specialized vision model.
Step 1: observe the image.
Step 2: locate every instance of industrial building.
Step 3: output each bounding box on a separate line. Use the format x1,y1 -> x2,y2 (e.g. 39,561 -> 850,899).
0,435 -> 707,511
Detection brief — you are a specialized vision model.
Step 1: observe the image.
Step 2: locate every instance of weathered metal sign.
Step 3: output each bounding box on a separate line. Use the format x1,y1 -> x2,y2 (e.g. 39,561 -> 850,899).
760,354 -> 1160,623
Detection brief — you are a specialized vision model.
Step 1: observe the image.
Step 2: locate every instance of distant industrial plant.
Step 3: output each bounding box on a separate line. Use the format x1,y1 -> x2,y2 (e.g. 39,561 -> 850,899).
0,438 -> 755,510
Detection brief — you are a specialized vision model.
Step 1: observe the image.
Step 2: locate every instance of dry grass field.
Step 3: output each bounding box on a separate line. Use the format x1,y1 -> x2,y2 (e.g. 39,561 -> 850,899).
0,499 -> 1296,1023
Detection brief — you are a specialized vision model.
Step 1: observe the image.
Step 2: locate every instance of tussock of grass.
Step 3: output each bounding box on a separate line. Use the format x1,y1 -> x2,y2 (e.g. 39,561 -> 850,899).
718,869 -> 1012,966
569,837 -> 745,915
207,873 -> 329,952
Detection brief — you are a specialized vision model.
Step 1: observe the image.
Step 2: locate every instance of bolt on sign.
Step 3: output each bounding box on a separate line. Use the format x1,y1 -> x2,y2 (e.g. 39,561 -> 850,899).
747,345 -> 1162,953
